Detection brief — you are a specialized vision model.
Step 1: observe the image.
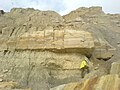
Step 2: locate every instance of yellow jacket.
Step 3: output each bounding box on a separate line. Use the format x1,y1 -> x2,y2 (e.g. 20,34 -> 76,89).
80,60 -> 87,69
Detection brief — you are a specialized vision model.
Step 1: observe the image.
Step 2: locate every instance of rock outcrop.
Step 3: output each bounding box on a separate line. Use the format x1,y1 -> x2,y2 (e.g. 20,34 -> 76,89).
50,75 -> 120,90
3,30 -> 94,55
0,6 -> 120,90
63,7 -> 118,60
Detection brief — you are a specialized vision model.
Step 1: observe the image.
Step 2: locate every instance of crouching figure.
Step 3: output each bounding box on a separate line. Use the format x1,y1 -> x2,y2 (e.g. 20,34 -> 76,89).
80,59 -> 89,78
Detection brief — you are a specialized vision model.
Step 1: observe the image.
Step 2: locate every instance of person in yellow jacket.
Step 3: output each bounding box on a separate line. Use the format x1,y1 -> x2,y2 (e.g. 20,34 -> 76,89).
80,59 -> 89,78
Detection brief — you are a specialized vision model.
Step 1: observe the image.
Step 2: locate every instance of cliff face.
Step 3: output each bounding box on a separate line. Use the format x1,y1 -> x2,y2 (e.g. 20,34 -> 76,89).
0,7 -> 120,90
51,62 -> 120,90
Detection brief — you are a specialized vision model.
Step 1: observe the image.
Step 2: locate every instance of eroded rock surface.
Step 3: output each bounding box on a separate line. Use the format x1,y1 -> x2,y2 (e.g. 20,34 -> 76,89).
5,30 -> 94,55
110,62 -> 120,76
50,75 -> 120,90
0,6 -> 120,90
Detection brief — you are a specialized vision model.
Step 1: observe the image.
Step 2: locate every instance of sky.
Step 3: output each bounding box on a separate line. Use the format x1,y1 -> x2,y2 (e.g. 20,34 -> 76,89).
0,0 -> 120,15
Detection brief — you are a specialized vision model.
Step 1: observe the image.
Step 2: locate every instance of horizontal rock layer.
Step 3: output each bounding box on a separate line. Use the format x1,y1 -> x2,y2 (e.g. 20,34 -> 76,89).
0,30 -> 94,55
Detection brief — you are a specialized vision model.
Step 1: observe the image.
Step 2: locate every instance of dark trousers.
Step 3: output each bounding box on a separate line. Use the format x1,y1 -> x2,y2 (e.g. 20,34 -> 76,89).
81,66 -> 89,78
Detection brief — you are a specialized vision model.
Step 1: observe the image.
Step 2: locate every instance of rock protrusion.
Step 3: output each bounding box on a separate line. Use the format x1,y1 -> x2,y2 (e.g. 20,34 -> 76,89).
50,75 -> 120,90
1,30 -> 94,56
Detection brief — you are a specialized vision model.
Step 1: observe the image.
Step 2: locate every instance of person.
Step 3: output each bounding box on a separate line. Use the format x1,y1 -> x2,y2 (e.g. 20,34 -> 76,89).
80,58 -> 89,78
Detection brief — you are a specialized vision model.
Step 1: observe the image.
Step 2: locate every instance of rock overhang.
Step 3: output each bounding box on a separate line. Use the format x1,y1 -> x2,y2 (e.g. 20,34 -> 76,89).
3,30 -> 95,56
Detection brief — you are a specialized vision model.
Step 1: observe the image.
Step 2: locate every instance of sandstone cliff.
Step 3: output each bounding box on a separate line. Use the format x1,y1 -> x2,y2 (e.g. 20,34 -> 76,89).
0,7 -> 120,90
51,61 -> 120,90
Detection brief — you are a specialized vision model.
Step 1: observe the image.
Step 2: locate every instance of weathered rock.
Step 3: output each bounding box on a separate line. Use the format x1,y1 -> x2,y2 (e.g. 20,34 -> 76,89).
2,30 -> 94,56
0,50 -> 91,89
0,81 -> 17,89
110,62 -> 120,76
0,6 -> 120,90
93,42 -> 116,60
50,75 -> 120,90
0,81 -> 31,90
63,7 -> 118,60
64,6 -> 104,22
